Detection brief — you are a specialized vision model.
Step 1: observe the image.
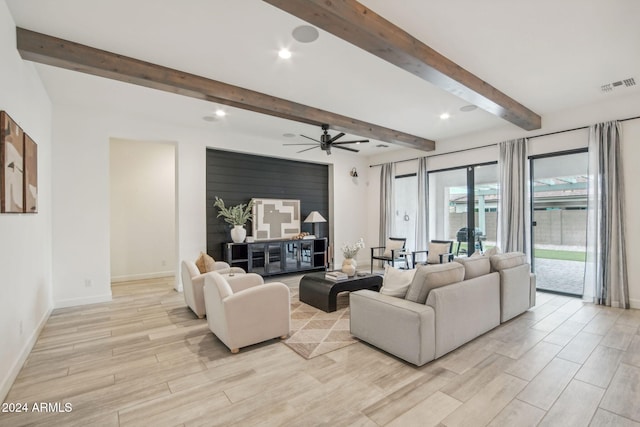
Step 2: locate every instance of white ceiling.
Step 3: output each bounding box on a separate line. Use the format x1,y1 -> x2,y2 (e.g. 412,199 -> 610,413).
6,0 -> 640,156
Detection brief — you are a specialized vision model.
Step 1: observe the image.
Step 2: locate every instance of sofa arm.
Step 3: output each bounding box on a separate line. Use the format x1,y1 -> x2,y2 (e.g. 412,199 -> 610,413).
213,261 -> 231,271
226,273 -> 264,293
426,273 -> 500,358
216,266 -> 247,276
350,290 -> 436,366
499,263 -> 533,322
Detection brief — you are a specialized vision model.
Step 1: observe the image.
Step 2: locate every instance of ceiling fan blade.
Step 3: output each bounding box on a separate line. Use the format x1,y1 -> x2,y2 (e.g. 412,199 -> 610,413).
328,132 -> 345,143
300,134 -> 321,143
333,139 -> 369,145
333,145 -> 359,153
283,143 -> 318,146
297,146 -> 320,153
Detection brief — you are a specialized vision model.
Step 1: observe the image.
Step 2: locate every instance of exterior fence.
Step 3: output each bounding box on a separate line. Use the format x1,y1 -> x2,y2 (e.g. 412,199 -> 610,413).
448,210 -> 587,247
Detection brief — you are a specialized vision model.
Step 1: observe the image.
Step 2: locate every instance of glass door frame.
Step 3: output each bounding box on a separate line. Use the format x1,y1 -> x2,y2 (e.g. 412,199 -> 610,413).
528,147 -> 588,295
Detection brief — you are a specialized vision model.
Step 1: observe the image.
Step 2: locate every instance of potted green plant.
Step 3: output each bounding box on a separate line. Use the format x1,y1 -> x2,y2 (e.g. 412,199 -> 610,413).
213,196 -> 255,243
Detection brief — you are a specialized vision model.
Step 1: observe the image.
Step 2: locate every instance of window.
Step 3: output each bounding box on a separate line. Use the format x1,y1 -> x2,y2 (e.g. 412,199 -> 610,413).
429,163 -> 498,257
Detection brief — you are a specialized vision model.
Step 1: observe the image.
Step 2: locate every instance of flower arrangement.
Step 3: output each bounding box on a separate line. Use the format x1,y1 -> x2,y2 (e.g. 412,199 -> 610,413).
213,196 -> 254,226
342,238 -> 365,259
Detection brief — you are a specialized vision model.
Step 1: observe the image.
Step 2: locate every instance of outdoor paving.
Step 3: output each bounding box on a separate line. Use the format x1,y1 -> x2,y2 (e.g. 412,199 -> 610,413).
534,257 -> 585,296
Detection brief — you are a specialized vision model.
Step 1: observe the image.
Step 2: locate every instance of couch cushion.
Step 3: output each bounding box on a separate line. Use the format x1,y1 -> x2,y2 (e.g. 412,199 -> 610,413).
490,252 -> 526,272
405,262 -> 465,304
195,251 -> 216,273
455,256 -> 491,280
383,239 -> 405,258
380,265 -> 416,298
427,242 -> 451,264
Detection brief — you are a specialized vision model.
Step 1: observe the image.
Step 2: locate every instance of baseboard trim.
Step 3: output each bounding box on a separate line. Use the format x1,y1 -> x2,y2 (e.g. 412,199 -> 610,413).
630,298 -> 640,310
0,306 -> 52,403
111,270 -> 175,283
54,293 -> 112,309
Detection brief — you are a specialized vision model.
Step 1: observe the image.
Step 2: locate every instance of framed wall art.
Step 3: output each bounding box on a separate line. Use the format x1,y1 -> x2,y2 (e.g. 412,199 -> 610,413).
251,198 -> 300,240
23,133 -> 38,213
1,111 -> 25,213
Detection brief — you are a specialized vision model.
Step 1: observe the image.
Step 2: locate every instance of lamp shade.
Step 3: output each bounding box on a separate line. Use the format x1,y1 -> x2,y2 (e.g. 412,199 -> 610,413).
304,211 -> 326,223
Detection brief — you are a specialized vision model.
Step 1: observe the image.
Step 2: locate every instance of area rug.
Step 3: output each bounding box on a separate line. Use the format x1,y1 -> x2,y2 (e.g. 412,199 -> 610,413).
283,289 -> 358,359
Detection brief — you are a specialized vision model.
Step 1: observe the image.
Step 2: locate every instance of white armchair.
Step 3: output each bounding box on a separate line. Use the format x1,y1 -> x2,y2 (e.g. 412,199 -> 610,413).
203,272 -> 290,353
181,260 -> 245,318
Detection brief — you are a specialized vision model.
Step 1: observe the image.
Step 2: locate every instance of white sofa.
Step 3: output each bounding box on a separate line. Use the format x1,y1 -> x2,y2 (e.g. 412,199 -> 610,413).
350,252 -> 535,366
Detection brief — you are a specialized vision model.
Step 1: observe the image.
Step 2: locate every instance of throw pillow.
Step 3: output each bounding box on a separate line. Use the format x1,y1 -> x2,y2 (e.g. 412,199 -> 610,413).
380,265 -> 416,298
405,262 -> 465,304
455,256 -> 491,280
427,242 -> 452,264
483,246 -> 500,257
382,239 -> 405,258
490,252 -> 526,271
195,251 -> 216,274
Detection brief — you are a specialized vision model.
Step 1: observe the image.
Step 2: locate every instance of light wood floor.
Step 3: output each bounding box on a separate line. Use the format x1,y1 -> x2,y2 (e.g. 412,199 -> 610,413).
2,274 -> 640,426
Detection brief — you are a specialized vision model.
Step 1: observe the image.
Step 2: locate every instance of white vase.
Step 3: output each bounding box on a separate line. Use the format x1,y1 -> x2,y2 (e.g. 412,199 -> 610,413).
230,225 -> 247,243
341,258 -> 357,276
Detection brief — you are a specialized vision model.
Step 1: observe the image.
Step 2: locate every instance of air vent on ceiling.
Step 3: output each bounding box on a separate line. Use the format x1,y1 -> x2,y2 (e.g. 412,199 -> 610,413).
601,77 -> 636,93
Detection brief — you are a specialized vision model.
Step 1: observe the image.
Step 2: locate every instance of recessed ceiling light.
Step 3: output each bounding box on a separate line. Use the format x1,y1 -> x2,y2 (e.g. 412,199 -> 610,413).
215,109 -> 226,117
440,113 -> 450,120
202,115 -> 217,122
283,133 -> 296,138
278,48 -> 292,59
460,105 -> 478,112
292,25 -> 319,43
376,144 -> 389,148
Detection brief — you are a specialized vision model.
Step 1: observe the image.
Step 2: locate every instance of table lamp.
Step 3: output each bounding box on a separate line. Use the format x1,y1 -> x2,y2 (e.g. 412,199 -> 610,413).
303,211 -> 326,237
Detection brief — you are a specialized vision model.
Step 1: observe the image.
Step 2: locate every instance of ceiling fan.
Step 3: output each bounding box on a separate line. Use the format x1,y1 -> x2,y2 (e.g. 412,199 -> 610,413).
284,124 -> 369,155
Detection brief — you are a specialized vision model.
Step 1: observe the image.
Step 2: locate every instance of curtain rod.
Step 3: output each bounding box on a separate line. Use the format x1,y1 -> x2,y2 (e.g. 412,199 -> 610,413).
369,115 -> 640,168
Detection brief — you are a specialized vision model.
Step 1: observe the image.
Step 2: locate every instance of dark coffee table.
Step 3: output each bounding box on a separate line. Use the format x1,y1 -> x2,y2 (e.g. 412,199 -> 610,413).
299,271 -> 383,312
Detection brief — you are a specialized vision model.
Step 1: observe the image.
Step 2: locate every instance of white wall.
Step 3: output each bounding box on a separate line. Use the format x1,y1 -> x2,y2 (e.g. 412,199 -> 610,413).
366,92 -> 640,308
51,104 -> 371,297
110,138 -> 176,282
0,0 -> 53,401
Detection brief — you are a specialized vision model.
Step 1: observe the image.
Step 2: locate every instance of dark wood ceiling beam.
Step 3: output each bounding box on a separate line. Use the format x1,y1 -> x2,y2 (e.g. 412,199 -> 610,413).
262,0 -> 541,131
16,27 -> 435,151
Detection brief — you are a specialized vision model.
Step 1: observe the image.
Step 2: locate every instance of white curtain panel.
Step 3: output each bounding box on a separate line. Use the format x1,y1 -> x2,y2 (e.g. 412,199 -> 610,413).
379,163 -> 395,252
584,121 -> 629,308
415,157 -> 428,262
497,138 -> 529,255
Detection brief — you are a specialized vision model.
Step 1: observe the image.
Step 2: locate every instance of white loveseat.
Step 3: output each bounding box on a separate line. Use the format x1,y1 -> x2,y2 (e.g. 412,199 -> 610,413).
350,252 -> 536,366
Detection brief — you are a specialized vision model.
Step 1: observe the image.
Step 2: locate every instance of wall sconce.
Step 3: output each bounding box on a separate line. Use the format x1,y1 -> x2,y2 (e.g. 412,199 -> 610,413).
350,167 -> 358,178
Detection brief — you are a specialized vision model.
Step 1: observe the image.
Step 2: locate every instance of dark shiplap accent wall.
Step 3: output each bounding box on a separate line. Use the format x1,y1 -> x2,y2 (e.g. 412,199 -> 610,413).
206,149 -> 329,260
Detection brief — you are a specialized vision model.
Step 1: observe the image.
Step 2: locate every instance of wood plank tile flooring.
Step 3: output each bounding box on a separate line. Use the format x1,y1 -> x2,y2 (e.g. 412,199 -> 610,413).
2,275 -> 640,426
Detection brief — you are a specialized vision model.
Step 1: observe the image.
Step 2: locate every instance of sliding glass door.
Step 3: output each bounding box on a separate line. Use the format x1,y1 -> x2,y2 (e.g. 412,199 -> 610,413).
429,163 -> 498,257
530,151 -> 588,296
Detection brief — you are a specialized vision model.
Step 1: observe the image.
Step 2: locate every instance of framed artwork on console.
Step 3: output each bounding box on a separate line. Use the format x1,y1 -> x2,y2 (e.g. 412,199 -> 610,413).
252,198 -> 300,240
0,111 -> 25,213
